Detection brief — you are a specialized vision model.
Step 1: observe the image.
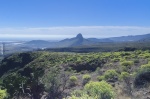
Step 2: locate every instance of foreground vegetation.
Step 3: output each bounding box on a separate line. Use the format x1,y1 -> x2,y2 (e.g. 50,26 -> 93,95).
0,50 -> 150,99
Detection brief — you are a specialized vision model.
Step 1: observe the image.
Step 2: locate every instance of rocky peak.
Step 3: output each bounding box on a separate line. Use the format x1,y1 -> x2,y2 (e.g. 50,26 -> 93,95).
76,33 -> 83,40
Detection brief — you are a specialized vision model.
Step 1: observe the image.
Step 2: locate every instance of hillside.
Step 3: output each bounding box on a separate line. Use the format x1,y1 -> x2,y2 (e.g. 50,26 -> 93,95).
0,51 -> 150,99
109,33 -> 150,42
138,37 -> 150,42
24,40 -> 57,48
6,33 -> 150,53
85,33 -> 150,42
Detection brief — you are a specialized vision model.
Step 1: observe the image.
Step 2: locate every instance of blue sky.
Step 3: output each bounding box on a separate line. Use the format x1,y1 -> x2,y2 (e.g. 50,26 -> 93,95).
0,0 -> 150,40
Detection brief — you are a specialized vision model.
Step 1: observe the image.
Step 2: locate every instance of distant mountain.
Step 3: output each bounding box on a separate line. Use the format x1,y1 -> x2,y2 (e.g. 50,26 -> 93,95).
58,33 -> 94,47
20,33 -> 150,49
109,33 -> 150,42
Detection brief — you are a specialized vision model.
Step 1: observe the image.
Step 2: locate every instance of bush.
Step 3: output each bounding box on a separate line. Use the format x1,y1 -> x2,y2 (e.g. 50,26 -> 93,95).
97,76 -> 105,81
0,89 -> 7,99
68,81 -> 115,99
112,58 -> 120,62
70,76 -> 78,82
120,72 -> 130,80
69,76 -> 78,86
138,53 -> 150,59
70,90 -> 84,97
124,56 -> 131,59
121,66 -> 128,72
82,74 -> 91,85
143,54 -> 150,58
134,70 -> 150,87
84,81 -> 115,99
103,69 -> 119,81
134,64 -> 150,87
121,61 -> 133,67
141,64 -> 150,70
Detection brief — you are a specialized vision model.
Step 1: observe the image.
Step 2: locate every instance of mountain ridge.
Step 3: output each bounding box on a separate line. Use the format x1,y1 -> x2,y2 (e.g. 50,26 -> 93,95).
22,33 -> 150,48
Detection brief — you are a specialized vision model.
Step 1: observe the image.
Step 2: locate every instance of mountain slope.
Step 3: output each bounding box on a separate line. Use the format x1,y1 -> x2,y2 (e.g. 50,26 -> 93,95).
138,37 -> 150,42
57,33 -> 95,47
109,33 -> 150,42
87,38 -> 113,42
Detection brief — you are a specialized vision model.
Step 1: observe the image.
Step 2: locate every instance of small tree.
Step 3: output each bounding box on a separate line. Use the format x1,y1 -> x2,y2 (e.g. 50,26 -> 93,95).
42,66 -> 70,99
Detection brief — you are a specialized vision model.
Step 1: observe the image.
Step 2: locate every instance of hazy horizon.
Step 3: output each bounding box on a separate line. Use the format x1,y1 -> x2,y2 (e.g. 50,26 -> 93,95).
0,32 -> 150,42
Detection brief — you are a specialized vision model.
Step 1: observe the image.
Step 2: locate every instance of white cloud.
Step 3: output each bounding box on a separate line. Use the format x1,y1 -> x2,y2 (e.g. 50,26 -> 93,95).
0,26 -> 150,40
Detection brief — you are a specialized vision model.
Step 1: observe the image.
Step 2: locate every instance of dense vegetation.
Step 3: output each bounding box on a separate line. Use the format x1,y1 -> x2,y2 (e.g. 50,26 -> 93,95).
0,50 -> 150,99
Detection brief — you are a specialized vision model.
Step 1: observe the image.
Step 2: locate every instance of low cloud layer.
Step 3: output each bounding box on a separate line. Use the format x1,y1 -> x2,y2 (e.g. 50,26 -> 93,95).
0,26 -> 150,40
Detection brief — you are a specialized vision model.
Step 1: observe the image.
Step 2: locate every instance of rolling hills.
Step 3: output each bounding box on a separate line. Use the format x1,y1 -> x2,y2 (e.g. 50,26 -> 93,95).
23,33 -> 150,49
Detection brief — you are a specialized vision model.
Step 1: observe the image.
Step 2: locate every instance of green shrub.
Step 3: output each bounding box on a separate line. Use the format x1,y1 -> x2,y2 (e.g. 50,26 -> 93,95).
124,56 -> 131,59
103,69 -> 119,80
120,58 -> 125,62
97,76 -> 105,81
70,76 -> 78,82
112,58 -> 120,62
68,81 -> 115,99
141,64 -> 150,70
121,66 -> 129,72
120,52 -> 131,56
120,72 -> 130,80
69,76 -> 78,86
135,50 -> 142,54
138,53 -> 150,59
143,54 -> 150,58
70,90 -> 84,97
82,74 -> 91,85
82,74 -> 91,80
84,81 -> 115,99
121,61 -> 133,67
0,89 -> 7,99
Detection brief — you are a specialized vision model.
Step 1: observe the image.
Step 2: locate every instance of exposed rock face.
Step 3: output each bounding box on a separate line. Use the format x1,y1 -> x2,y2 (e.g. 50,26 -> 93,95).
76,33 -> 83,40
